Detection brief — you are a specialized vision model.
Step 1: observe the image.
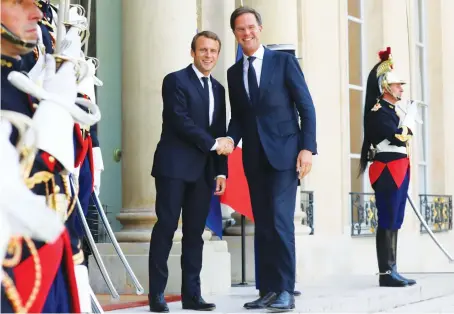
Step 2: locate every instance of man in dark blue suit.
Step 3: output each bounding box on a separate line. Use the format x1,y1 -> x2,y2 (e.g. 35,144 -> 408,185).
224,6 -> 317,312
149,31 -> 230,313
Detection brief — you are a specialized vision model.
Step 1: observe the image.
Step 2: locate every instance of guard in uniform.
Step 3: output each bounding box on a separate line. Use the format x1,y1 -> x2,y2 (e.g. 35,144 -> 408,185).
73,58 -> 104,313
73,60 -> 103,250
359,47 -> 419,287
1,0 -> 93,312
20,1 -> 101,311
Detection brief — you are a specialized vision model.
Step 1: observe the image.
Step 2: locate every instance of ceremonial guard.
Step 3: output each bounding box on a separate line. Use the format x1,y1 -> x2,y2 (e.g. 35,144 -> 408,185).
359,47 -> 420,287
1,0 -> 100,312
23,1 -> 102,311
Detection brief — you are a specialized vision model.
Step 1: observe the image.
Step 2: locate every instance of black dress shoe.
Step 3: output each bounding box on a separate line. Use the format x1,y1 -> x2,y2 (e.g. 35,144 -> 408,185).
244,292 -> 277,309
182,295 -> 216,311
149,293 -> 169,313
266,291 -> 295,312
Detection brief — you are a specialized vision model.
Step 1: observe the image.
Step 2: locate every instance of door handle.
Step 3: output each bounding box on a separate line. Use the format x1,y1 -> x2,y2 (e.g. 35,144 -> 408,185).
113,148 -> 122,162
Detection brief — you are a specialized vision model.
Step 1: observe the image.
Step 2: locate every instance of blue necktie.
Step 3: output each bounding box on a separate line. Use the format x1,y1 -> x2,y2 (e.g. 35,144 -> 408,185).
247,56 -> 259,105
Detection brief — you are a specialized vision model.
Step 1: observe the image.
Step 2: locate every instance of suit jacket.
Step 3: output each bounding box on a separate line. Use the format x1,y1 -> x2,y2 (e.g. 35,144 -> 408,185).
227,48 -> 317,175
151,64 -> 228,182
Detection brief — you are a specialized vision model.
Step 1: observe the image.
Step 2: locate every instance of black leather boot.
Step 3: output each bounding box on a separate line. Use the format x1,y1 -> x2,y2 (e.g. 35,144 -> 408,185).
392,230 -> 416,286
376,228 -> 408,287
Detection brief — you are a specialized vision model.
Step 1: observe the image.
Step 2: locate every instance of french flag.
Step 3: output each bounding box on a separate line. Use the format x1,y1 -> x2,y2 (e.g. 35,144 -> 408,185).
219,138 -> 254,223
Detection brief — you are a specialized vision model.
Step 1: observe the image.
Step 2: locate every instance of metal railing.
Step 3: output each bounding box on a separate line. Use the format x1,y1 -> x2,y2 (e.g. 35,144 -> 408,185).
301,190 -> 314,235
350,192 -> 377,237
419,194 -> 453,234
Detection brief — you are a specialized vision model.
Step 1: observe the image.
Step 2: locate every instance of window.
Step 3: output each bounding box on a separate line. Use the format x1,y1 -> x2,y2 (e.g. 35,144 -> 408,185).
414,0 -> 429,194
347,0 -> 371,194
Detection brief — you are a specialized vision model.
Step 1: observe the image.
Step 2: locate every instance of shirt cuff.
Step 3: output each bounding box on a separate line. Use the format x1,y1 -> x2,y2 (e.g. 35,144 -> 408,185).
215,175 -> 226,179
210,139 -> 218,151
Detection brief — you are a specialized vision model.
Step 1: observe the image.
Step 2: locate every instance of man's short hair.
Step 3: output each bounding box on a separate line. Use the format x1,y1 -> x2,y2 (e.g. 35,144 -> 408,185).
230,6 -> 262,31
191,31 -> 222,53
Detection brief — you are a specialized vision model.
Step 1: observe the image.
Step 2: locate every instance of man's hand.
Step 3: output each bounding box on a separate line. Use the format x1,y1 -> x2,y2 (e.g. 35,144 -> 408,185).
214,177 -> 226,195
296,150 -> 313,179
216,137 -> 234,155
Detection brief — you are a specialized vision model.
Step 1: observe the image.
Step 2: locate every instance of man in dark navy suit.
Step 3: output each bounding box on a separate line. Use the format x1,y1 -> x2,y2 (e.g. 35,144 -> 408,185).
224,6 -> 317,312
149,30 -> 230,313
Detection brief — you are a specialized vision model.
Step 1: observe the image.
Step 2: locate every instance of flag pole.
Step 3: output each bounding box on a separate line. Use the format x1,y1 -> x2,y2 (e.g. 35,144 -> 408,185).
240,215 -> 247,284
232,215 -> 250,287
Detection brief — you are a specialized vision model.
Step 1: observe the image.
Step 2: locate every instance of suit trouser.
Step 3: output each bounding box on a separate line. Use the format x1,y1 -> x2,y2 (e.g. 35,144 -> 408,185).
149,175 -> 212,297
247,163 -> 298,293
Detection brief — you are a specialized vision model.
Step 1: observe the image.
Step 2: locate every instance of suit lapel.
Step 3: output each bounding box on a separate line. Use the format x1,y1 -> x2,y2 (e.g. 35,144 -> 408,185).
186,65 -> 210,127
258,49 -> 276,102
232,58 -> 251,105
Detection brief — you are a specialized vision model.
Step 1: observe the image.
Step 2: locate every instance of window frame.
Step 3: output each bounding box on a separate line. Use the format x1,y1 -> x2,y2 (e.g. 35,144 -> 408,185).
414,0 -> 430,194
347,0 -> 372,193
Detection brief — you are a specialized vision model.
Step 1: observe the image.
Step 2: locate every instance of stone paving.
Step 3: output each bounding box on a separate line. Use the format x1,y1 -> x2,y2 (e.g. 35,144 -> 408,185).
384,293 -> 454,313
109,274 -> 454,313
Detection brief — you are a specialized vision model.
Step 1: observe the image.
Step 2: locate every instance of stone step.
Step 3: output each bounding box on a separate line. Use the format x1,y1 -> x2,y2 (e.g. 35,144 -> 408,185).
108,274 -> 454,313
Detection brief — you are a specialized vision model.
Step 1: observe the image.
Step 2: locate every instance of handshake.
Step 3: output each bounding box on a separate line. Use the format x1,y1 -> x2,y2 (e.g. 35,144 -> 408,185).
215,137 -> 234,156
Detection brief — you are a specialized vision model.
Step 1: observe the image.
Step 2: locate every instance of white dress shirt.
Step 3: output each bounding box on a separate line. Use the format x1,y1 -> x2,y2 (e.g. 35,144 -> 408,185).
191,64 -> 214,126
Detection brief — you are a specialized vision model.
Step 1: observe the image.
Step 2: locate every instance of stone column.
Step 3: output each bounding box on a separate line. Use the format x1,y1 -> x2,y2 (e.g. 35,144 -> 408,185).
115,0 -> 196,243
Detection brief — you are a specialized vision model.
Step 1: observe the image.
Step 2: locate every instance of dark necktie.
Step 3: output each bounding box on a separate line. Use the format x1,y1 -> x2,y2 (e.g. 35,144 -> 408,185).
201,76 -> 210,124
202,76 -> 209,103
247,56 -> 259,105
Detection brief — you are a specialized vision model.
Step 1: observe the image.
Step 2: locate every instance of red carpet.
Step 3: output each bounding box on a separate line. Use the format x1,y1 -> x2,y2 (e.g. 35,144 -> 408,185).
103,295 -> 181,311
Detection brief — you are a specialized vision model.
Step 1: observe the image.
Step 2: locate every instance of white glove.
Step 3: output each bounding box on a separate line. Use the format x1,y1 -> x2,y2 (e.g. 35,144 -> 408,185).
60,26 -> 82,59
401,100 -> 418,133
42,54 -> 78,105
32,54 -> 78,172
0,119 -> 64,243
92,147 -> 104,196
27,25 -> 46,86
77,58 -> 97,102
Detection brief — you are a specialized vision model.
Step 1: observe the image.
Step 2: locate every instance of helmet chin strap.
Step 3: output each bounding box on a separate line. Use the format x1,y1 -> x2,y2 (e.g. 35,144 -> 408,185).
382,82 -> 401,102
1,23 -> 37,53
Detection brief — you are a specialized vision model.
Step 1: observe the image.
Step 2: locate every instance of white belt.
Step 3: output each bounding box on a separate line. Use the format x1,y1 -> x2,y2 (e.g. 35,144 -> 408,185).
375,139 -> 407,155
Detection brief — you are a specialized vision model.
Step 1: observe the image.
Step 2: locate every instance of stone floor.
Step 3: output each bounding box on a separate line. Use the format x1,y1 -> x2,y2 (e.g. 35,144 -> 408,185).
106,273 -> 454,313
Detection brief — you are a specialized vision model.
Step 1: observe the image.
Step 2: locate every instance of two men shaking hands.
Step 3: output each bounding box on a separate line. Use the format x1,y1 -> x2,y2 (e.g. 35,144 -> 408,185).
215,137 -> 234,156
